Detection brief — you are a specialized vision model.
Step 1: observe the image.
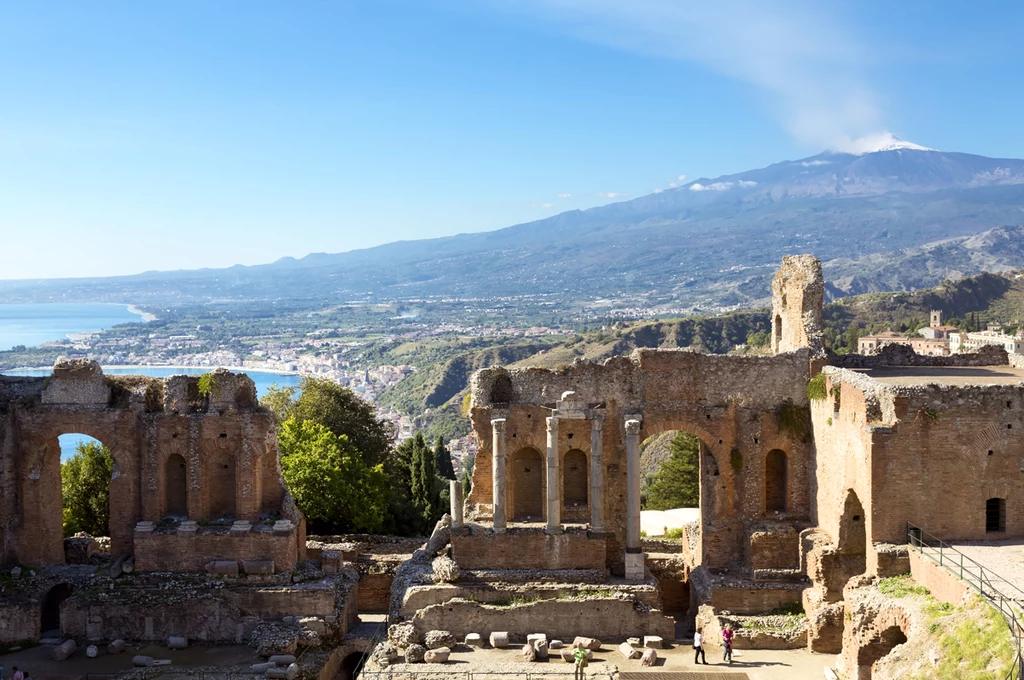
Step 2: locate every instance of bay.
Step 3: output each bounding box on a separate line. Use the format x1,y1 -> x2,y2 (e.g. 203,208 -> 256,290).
0,303 -> 147,351
4,366 -> 302,460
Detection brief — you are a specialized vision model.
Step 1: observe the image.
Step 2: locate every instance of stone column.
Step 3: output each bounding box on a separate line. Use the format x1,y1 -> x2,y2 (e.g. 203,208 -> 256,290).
589,414 -> 605,533
624,417 -> 645,581
450,479 -> 464,528
546,416 -> 561,533
491,418 -> 507,532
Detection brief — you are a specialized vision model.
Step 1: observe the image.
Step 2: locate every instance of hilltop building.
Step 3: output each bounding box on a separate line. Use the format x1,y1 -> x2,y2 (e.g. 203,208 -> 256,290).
950,324 -> 1024,354
858,309 -> 953,356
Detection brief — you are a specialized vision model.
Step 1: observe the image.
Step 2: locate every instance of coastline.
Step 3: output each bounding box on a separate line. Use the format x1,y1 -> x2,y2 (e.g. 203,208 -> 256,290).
4,364 -> 301,376
125,304 -> 158,322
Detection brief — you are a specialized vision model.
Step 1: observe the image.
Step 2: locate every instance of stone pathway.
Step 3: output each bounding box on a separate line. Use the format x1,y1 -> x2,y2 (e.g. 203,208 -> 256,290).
949,538 -> 1024,602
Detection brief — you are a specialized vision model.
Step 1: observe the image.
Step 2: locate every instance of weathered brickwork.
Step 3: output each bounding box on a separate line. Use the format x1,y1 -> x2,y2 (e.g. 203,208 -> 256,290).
0,361 -> 302,570
451,526 -> 607,570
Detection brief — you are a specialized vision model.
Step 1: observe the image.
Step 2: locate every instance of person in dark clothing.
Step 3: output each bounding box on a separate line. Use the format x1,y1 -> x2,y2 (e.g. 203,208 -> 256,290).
693,630 -> 707,664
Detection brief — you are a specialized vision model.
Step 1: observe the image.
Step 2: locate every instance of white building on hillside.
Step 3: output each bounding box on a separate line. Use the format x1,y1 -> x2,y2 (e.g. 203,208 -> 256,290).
949,325 -> 1024,354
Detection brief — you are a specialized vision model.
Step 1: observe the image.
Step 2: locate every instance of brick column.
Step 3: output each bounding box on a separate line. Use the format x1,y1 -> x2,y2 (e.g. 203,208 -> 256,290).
491,418 -> 507,532
546,416 -> 561,533
625,417 -> 645,581
589,414 -> 605,533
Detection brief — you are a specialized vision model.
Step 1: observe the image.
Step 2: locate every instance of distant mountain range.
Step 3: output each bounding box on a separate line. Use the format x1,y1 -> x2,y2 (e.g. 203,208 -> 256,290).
4,141 -> 1024,308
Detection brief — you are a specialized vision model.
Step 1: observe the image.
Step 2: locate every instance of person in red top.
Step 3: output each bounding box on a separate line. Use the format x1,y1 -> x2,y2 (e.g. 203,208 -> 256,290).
722,624 -> 735,664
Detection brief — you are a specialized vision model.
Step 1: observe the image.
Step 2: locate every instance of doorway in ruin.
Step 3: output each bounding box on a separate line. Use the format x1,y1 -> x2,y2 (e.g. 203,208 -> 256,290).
209,450 -> 237,519
562,448 -> 588,521
765,449 -> 788,514
838,489 -> 867,583
57,434 -> 114,539
640,429 -> 710,636
340,651 -> 366,680
511,447 -> 543,521
41,583 -> 74,636
857,623 -> 908,678
165,453 -> 188,518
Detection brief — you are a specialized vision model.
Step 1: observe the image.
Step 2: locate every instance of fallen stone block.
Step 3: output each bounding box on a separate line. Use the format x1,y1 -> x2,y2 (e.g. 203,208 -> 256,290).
167,636 -> 188,650
251,662 -> 275,673
107,639 -> 126,655
627,637 -> 640,647
573,636 -> 601,650
52,639 -> 77,661
121,557 -> 135,574
405,643 -> 426,663
640,648 -> 657,666
424,646 -> 451,663
133,655 -> 154,667
549,639 -> 563,649
527,633 -> 547,645
464,633 -> 482,647
521,643 -> 537,662
243,560 -> 275,575
643,635 -> 663,649
205,560 -> 240,576
388,622 -> 419,648
618,641 -> 640,660
424,629 -> 456,650
489,631 -> 509,648
86,645 -> 98,658
533,639 -> 549,659
560,648 -> 575,663
298,617 -> 325,635
269,654 -> 297,666
267,663 -> 298,680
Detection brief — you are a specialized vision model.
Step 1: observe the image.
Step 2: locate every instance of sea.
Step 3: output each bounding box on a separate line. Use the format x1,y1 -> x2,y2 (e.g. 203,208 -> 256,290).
0,303 -> 302,460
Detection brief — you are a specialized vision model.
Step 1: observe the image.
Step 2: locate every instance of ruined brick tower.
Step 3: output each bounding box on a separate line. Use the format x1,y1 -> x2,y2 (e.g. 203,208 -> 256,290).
771,254 -> 824,354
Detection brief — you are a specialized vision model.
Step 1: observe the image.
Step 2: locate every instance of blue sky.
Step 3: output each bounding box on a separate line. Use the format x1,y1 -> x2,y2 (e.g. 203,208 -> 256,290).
1,1 -> 1023,279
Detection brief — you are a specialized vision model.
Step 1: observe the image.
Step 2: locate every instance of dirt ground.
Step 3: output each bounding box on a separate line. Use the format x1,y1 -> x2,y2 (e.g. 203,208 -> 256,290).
948,538 -> 1024,601
429,642 -> 837,680
0,642 -> 262,680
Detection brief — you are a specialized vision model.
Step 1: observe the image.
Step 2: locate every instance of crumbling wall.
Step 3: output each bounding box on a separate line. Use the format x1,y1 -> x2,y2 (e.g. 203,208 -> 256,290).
770,254 -> 824,355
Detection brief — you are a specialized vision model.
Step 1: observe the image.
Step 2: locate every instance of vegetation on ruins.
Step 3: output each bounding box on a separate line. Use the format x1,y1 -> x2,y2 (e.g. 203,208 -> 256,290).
61,441 -> 113,537
278,417 -> 389,533
263,376 -> 394,466
642,432 -> 699,510
806,374 -> 828,401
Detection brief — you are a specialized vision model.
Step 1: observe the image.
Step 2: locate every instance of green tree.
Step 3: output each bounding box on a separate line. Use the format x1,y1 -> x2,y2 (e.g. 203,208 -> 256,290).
435,435 -> 455,480
643,432 -> 700,510
61,441 -> 113,537
278,417 -> 388,533
460,452 -> 475,497
262,377 -> 395,466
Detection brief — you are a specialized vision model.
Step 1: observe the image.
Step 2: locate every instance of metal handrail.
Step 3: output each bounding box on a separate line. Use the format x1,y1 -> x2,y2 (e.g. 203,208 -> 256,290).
908,522 -> 1024,680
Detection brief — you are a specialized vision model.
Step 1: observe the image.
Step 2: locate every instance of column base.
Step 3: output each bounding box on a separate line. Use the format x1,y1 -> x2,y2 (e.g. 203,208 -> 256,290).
625,551 -> 646,582
545,526 -> 564,535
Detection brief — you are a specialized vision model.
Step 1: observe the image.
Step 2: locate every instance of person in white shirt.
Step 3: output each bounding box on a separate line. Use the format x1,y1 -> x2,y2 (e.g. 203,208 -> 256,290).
693,630 -> 707,664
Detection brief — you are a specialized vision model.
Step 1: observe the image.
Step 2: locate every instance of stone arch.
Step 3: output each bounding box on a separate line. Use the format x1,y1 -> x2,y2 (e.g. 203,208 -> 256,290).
489,374 -> 515,404
41,582 -> 73,636
838,489 -> 867,583
208,449 -> 237,519
341,651 -> 366,680
765,449 -> 788,513
563,448 -> 588,510
164,453 -> 188,518
856,619 -> 909,678
774,313 -> 783,351
510,447 -> 544,521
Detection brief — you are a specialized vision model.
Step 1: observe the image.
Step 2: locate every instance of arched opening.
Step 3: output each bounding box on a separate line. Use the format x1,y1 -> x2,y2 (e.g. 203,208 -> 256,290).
563,448 -> 588,518
765,449 -> 788,513
838,489 -> 867,584
165,453 -> 188,518
774,314 -> 783,349
209,452 -> 237,519
857,623 -> 908,678
59,434 -> 113,538
340,651 -> 366,680
511,447 -> 543,521
41,583 -> 74,636
489,375 -> 515,403
640,429 -> 708,637
986,498 -> 1006,533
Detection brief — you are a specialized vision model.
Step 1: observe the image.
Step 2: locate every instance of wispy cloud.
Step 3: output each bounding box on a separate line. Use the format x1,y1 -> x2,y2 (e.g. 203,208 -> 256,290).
690,180 -> 756,192
531,202 -> 556,208
496,1 -> 886,151
556,193 -> 572,198
594,191 -> 628,199
677,175 -> 687,181
801,160 -> 831,166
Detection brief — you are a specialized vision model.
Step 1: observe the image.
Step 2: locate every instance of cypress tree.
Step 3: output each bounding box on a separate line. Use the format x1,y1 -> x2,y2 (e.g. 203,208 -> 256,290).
435,435 -> 455,480
419,434 -> 438,527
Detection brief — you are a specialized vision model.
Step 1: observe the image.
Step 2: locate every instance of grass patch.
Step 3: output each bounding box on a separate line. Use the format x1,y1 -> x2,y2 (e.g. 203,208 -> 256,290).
807,374 -> 827,401
878,575 -> 930,598
922,597 -> 1017,680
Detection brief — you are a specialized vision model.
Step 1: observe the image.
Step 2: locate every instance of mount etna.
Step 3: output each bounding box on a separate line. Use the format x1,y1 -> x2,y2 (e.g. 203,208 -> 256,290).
4,140 -> 1024,308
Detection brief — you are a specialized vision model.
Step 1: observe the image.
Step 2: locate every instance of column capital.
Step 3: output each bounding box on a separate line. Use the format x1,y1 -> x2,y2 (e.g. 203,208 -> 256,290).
546,415 -> 559,431
491,417 -> 507,432
624,418 -> 642,436
590,412 -> 605,429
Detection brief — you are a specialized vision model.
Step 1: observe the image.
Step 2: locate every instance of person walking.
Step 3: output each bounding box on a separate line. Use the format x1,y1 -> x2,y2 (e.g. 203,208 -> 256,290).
573,641 -> 589,680
722,623 -> 735,664
693,629 -> 707,665
11,667 -> 22,680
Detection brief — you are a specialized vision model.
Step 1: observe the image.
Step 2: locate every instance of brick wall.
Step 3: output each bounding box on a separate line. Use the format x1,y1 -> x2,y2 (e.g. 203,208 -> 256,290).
0,601 -> 38,644
357,573 -> 393,613
908,550 -> 969,605
451,527 -> 606,570
133,528 -> 298,572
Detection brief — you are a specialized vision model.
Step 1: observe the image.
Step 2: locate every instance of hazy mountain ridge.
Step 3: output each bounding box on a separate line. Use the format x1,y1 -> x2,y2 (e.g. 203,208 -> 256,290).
3,147 -> 1024,307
